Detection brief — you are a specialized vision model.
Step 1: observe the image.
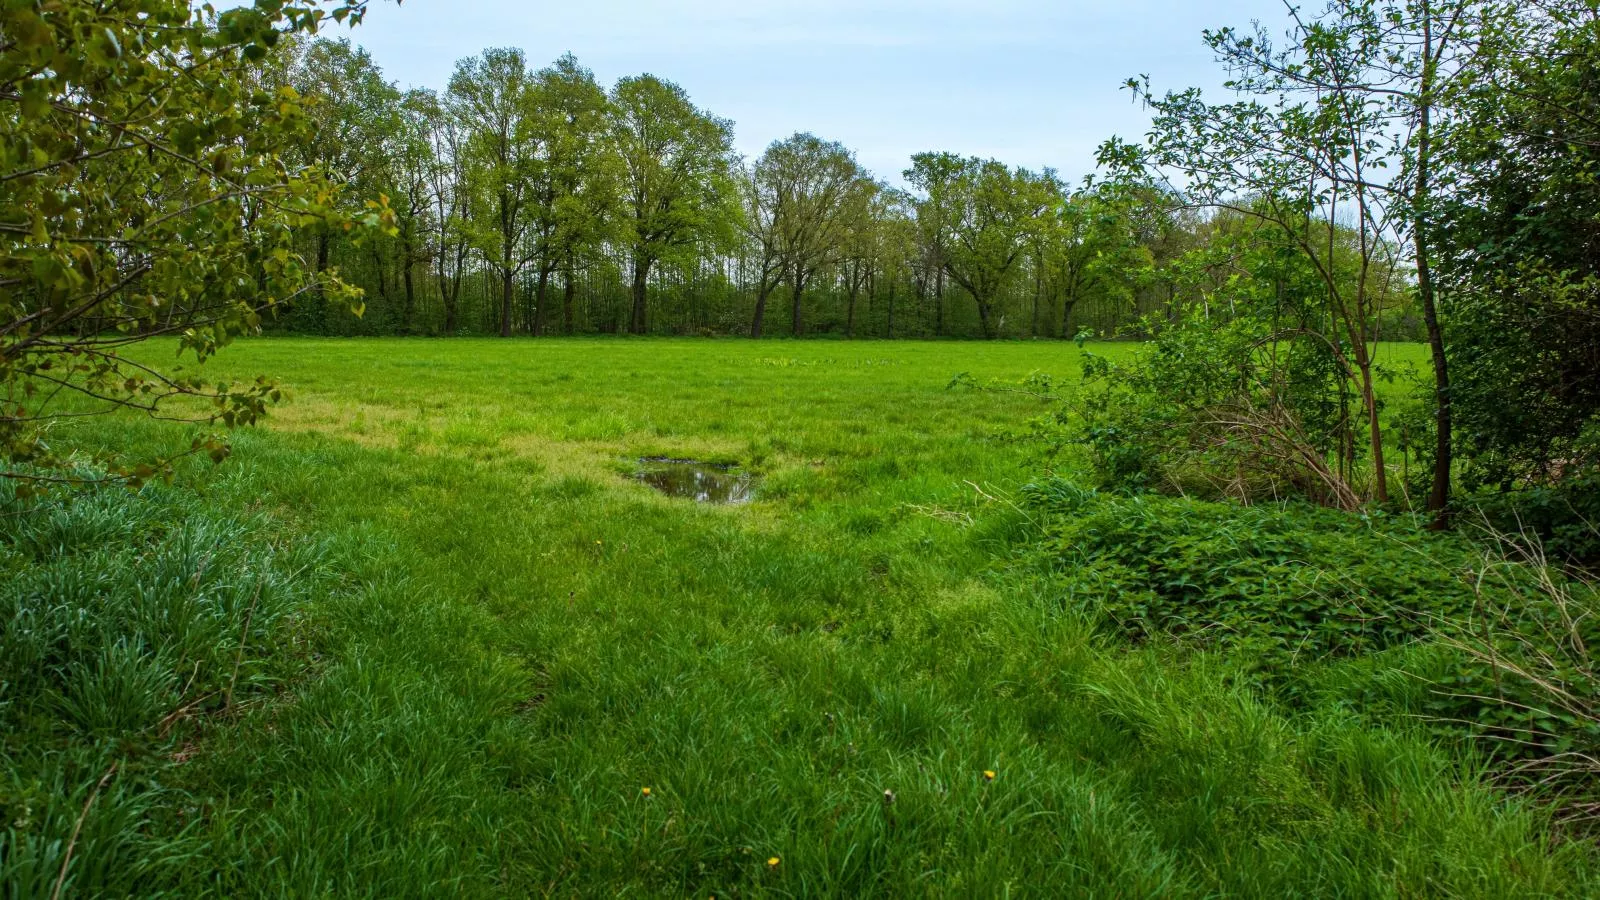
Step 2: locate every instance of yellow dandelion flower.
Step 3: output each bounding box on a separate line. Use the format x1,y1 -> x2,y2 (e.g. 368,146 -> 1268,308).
983,770 -> 997,781
641,786 -> 652,797
767,856 -> 780,868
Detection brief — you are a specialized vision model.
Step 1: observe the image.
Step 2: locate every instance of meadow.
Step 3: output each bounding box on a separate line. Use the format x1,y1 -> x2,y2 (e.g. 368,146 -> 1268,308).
6,337 -> 1595,897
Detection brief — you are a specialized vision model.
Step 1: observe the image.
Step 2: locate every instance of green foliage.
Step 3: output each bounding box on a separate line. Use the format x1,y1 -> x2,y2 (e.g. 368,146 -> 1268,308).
1071,301 -> 1384,509
905,153 -> 1057,338
1462,467 -> 1600,568
1436,2 -> 1600,489
611,74 -> 740,333
0,0 -> 392,484
1030,181 -> 1156,339
1023,484 -> 1477,667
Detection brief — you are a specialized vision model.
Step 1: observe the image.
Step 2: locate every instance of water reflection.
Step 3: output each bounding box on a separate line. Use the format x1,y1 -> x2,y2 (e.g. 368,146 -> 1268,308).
635,459 -> 754,505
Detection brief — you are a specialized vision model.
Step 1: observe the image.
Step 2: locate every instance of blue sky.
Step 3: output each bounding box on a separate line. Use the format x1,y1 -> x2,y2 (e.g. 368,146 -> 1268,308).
339,1 -> 1286,185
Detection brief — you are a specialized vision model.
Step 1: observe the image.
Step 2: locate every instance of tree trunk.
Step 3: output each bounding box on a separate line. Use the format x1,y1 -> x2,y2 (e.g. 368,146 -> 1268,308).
630,256 -> 651,334
886,279 -> 896,339
315,231 -> 330,281
372,248 -> 389,309
500,266 -> 514,338
790,264 -> 807,337
1031,261 -> 1042,338
752,282 -> 771,338
914,271 -> 926,336
314,230 -> 331,332
975,295 -> 994,339
438,258 -> 458,336
1350,341 -> 1390,506
402,250 -> 416,335
934,270 -> 945,337
533,265 -> 552,337
563,260 -> 577,335
499,186 -> 516,337
1060,300 -> 1078,340
1416,7 -> 1452,529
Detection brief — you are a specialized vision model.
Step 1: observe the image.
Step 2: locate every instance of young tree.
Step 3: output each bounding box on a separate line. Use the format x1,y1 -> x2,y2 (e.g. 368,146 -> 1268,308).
1110,12 -> 1437,506
1201,0 -> 1495,521
0,0 -> 390,485
609,75 -> 737,334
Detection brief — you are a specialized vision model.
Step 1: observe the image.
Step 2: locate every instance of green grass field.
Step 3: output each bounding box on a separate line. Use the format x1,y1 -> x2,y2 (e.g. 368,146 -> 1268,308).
9,337 -> 1594,897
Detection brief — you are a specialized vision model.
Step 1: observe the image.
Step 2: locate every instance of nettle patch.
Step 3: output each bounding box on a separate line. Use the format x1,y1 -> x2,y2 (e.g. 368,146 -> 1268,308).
1022,482 -> 1482,666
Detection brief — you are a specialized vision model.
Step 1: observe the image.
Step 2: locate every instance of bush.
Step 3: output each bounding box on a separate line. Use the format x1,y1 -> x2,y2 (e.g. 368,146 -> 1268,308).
1460,468 -> 1600,570
1071,312 -> 1378,510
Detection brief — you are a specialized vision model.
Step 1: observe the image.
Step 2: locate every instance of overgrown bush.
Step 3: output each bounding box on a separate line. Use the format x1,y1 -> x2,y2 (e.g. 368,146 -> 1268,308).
1071,309 -> 1388,510
0,477 -> 332,896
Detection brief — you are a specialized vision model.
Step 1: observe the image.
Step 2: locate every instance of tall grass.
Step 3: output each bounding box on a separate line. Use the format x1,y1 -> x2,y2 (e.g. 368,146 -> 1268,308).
1430,527 -> 1600,823
0,470 -> 348,896
3,338 -> 1593,895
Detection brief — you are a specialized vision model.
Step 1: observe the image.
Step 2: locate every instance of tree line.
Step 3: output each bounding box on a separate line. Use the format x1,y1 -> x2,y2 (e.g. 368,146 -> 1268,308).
270,39 -> 1424,342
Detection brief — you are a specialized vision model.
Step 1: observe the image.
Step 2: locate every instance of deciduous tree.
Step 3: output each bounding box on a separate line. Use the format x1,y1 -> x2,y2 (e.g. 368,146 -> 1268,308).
609,75 -> 737,334
448,48 -> 541,338
907,154 -> 1055,339
0,0 -> 391,486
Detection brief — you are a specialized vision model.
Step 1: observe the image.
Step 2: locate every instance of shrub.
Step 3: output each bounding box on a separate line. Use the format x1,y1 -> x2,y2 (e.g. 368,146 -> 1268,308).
1071,312 -> 1377,510
1460,468 -> 1600,570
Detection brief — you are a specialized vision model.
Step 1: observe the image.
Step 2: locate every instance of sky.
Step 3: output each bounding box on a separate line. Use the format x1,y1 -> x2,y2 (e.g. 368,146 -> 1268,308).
335,0 -> 1288,185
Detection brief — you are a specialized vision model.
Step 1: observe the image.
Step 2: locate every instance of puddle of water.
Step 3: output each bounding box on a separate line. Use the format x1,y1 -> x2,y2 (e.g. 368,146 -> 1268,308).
635,458 -> 754,505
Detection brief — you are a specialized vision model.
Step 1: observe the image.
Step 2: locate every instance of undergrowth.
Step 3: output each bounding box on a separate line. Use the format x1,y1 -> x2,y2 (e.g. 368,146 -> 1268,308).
1021,481 -> 1481,666
1021,479 -> 1600,823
